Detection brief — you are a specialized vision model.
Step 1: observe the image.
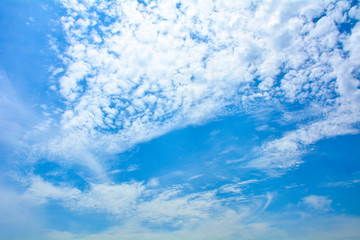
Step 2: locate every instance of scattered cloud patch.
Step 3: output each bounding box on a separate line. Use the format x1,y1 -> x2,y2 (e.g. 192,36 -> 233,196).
302,195 -> 332,211
326,179 -> 360,187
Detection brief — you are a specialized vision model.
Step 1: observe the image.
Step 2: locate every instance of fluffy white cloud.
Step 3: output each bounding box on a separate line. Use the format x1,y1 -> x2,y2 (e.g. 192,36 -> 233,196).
302,195 -> 332,211
17,0 -> 359,229
3,1 -> 360,239
22,176 -> 81,204
46,0 -> 360,175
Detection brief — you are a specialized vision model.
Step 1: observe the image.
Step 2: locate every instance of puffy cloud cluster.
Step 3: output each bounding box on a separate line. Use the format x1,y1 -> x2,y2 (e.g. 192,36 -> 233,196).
18,0 -> 360,234
51,0 -> 360,172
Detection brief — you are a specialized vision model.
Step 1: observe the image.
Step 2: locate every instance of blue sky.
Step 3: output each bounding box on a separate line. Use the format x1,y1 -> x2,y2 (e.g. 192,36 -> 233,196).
0,0 -> 360,239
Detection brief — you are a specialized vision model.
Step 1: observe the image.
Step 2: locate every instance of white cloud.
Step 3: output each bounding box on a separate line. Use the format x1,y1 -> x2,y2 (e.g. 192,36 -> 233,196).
22,176 -> 81,204
9,174 -> 360,240
147,178 -> 159,187
22,176 -> 144,215
20,176 -> 268,229
4,6 -> 355,235
302,195 -> 332,211
71,181 -> 145,215
46,1 -> 359,172
30,189 -> 360,240
9,0 -> 358,233
326,179 -> 360,187
3,1 -> 360,239
219,179 -> 260,194
247,105 -> 360,172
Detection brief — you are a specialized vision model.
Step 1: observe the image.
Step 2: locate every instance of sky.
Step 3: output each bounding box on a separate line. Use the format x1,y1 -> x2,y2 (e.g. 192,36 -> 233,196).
0,0 -> 360,239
